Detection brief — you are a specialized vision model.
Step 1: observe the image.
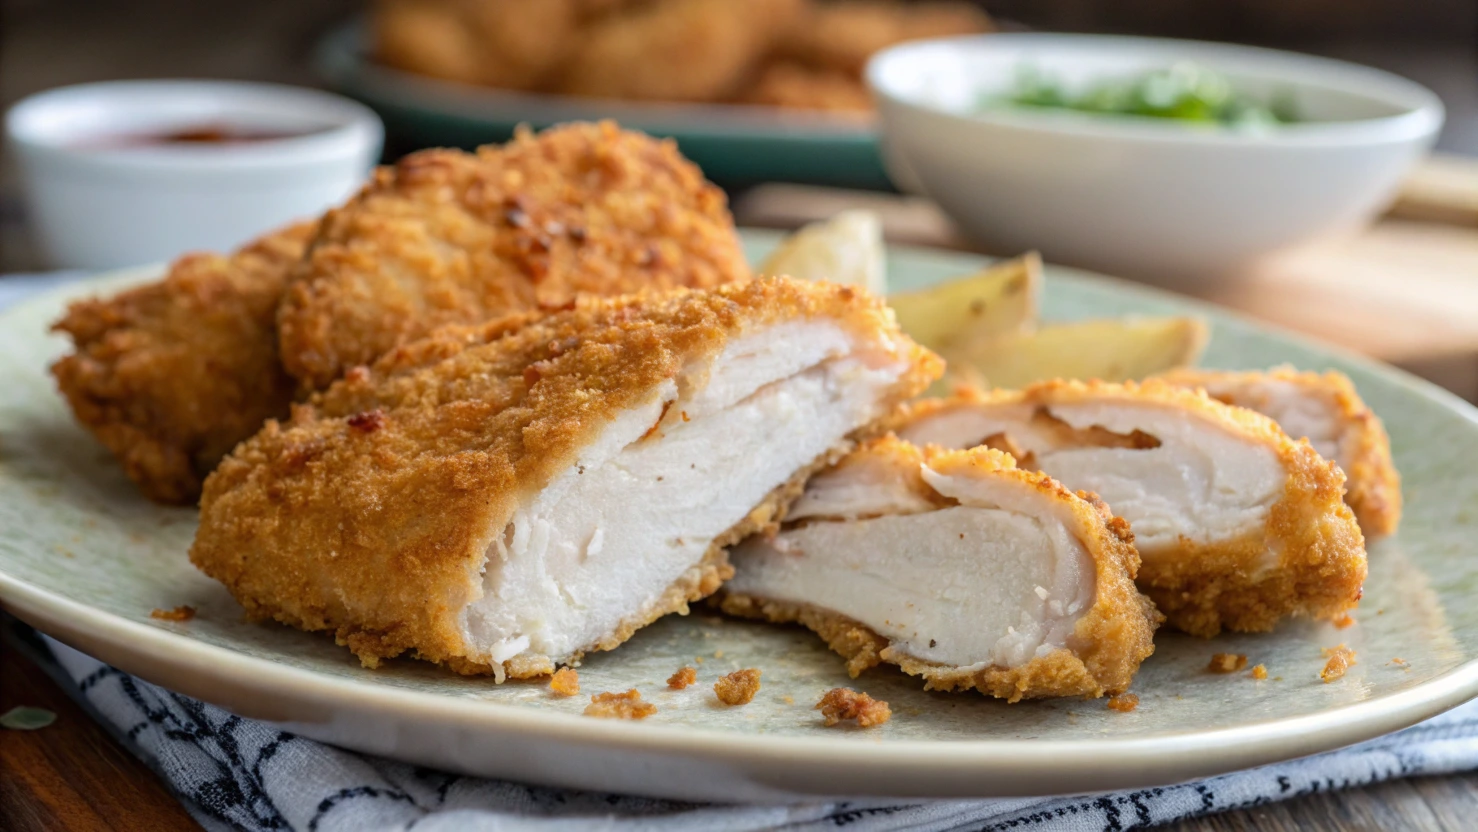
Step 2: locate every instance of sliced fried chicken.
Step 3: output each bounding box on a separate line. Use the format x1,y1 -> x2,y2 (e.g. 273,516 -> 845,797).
895,380 -> 1367,637
1159,366 -> 1401,536
192,278 -> 942,679
277,121 -> 751,390
51,222 -> 316,504
721,438 -> 1158,701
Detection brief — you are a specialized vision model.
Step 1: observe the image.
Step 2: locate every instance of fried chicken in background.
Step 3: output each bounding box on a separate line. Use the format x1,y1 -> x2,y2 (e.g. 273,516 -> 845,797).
277,121 -> 751,390
51,222 -> 316,505
371,0 -> 993,113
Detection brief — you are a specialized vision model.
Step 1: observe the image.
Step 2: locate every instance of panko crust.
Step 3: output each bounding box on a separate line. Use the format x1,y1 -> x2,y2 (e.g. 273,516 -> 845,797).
193,277 -> 941,677
897,379 -> 1369,637
51,222 -> 316,504
277,121 -> 751,389
1158,366 -> 1401,537
719,439 -> 1159,701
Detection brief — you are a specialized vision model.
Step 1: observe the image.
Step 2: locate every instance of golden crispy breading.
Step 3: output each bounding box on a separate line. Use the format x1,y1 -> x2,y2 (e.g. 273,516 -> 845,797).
720,440 -> 1160,701
149,605 -> 196,622
896,380 -> 1370,637
1106,692 -> 1139,712
277,122 -> 751,390
736,61 -> 874,114
549,667 -> 581,696
557,0 -> 805,102
584,689 -> 657,719
1208,653 -> 1248,673
51,222 -> 315,504
1158,366 -> 1401,536
372,0 -> 579,89
816,687 -> 891,727
1321,645 -> 1356,683
667,666 -> 698,689
193,278 -> 941,677
780,0 -> 992,76
713,668 -> 761,705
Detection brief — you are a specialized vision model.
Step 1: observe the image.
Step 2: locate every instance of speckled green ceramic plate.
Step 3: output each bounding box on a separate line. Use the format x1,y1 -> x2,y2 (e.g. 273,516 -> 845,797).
3,231 -> 1477,802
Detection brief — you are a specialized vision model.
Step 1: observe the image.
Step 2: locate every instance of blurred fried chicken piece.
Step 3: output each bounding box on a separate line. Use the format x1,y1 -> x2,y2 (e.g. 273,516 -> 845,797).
558,0 -> 804,102
51,222 -> 315,504
781,0 -> 993,76
195,278 -> 940,678
737,61 -> 873,113
277,121 -> 751,389
373,0 -> 579,89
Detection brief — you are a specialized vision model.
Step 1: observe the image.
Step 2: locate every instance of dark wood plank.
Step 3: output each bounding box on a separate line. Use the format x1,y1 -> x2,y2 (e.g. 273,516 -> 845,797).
0,634 -> 201,832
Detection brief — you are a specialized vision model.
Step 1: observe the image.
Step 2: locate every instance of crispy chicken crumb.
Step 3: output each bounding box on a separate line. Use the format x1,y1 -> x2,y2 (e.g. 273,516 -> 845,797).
816,687 -> 891,727
714,668 -> 761,705
549,667 -> 580,697
1333,614 -> 1356,630
1208,653 -> 1248,673
150,605 -> 196,622
782,695 -> 795,705
584,689 -> 657,719
1106,693 -> 1139,712
1251,664 -> 1268,680
1321,645 -> 1357,682
667,666 -> 697,690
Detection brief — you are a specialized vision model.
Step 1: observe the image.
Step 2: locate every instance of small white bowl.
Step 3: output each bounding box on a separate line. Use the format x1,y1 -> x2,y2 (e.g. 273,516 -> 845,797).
6,80 -> 384,269
866,34 -> 1443,283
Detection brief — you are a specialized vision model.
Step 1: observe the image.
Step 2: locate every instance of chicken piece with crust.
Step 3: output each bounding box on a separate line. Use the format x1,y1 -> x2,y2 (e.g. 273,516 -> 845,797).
736,61 -> 874,114
277,121 -> 752,390
372,0 -> 579,90
51,222 -> 315,505
557,0 -> 805,102
193,278 -> 942,679
894,380 -> 1368,637
1158,366 -> 1401,537
721,437 -> 1158,701
780,0 -> 993,76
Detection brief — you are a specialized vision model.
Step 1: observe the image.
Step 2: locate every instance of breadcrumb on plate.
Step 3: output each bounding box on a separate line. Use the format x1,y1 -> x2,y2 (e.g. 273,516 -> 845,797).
1251,664 -> 1268,680
1321,645 -> 1357,683
150,605 -> 196,622
816,687 -> 891,727
714,669 -> 761,705
549,667 -> 580,697
1106,693 -> 1139,712
666,666 -> 697,690
1333,614 -> 1356,630
1208,653 -> 1248,673
584,689 -> 657,719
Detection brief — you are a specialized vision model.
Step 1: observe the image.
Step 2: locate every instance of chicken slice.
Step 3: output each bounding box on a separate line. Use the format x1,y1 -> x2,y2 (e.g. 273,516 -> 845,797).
894,380 -> 1368,637
721,438 -> 1158,701
191,278 -> 942,679
1158,366 -> 1401,536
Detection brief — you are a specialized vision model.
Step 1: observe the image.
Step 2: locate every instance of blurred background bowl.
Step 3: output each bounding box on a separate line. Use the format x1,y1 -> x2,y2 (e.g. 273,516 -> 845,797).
867,33 -> 1444,284
5,79 -> 383,269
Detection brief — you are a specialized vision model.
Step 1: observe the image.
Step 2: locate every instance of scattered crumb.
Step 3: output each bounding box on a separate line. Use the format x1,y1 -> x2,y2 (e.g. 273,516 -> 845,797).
1207,653 -> 1248,673
667,666 -> 697,690
584,690 -> 657,720
1389,657 -> 1410,671
1333,614 -> 1356,630
1251,664 -> 1268,680
1321,645 -> 1357,683
1106,693 -> 1139,713
549,668 -> 580,697
150,605 -> 196,622
782,695 -> 795,705
695,656 -> 704,664
713,650 -> 725,659
816,688 -> 891,727
714,669 -> 761,705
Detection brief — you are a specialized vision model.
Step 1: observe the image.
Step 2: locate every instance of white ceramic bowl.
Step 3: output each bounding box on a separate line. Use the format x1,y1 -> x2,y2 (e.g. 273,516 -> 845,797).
866,34 -> 1443,282
6,80 -> 383,269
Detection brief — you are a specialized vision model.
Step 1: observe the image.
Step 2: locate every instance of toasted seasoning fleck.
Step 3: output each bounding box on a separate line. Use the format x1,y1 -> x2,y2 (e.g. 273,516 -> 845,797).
0,706 -> 56,731
347,409 -> 386,433
667,666 -> 697,690
1321,645 -> 1357,683
1333,614 -> 1356,630
1390,657 -> 1410,670
549,667 -> 580,697
1106,693 -> 1139,712
713,650 -> 725,659
1251,664 -> 1268,680
816,688 -> 891,727
714,669 -> 761,705
150,605 -> 196,622
1208,653 -> 1248,673
782,695 -> 795,705
584,689 -> 656,719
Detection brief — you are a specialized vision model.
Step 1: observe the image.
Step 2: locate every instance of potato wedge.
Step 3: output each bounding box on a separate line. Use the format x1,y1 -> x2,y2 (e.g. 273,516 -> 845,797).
888,253 -> 1041,354
757,210 -> 885,295
938,316 -> 1208,392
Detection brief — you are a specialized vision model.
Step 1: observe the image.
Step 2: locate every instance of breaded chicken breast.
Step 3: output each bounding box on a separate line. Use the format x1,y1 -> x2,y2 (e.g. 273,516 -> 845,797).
895,380 -> 1368,637
736,61 -> 874,113
780,0 -> 993,76
373,0 -> 580,90
193,278 -> 942,679
721,437 -> 1159,701
557,0 -> 804,102
51,222 -> 316,505
1159,367 -> 1401,537
277,122 -> 752,390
